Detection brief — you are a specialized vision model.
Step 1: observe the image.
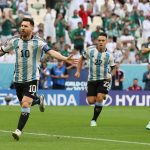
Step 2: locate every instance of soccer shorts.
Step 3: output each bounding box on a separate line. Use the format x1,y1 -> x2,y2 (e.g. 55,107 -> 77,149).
87,80 -> 111,96
14,80 -> 38,102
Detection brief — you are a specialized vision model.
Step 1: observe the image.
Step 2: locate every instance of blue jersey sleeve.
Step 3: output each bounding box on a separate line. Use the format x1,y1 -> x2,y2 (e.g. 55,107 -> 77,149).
42,44 -> 51,53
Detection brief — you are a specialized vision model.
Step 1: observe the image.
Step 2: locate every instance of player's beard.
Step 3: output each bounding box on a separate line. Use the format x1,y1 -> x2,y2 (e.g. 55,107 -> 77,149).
21,31 -> 31,40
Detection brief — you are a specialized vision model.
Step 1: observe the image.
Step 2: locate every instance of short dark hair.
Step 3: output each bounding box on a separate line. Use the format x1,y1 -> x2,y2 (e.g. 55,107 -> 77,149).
21,18 -> 34,27
99,32 -> 107,38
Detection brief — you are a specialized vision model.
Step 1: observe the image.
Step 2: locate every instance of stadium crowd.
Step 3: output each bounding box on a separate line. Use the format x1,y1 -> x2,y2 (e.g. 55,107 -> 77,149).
0,0 -> 150,89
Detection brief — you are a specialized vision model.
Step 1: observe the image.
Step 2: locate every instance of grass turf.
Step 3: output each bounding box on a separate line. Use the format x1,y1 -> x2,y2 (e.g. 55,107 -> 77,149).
0,106 -> 150,150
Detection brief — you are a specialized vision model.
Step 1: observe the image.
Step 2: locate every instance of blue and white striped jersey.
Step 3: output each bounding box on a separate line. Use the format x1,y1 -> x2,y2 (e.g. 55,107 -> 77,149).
2,36 -> 51,83
82,45 -> 115,81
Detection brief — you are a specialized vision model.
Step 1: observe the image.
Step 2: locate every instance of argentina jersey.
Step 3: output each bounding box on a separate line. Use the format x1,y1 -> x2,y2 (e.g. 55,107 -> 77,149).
2,36 -> 50,83
82,46 -> 115,81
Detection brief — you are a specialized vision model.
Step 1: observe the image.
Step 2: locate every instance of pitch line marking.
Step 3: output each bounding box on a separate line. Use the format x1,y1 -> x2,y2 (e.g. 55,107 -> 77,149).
0,129 -> 150,146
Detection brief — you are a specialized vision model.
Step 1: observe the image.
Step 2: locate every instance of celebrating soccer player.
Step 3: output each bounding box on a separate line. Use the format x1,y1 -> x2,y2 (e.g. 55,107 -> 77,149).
0,17 -> 77,140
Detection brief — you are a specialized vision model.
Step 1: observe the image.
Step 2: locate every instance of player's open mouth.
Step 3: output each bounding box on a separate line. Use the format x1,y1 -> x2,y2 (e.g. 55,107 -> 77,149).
21,31 -> 25,34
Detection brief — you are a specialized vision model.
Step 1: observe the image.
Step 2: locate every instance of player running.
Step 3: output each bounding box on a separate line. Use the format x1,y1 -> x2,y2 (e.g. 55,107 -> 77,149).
75,32 -> 115,126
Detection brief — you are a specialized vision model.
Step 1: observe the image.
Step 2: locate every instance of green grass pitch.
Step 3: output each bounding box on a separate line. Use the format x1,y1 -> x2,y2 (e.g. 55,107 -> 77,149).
0,106 -> 150,150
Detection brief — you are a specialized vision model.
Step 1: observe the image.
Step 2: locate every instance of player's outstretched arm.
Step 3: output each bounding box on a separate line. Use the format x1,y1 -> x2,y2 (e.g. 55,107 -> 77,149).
74,56 -> 84,78
47,50 -> 78,65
